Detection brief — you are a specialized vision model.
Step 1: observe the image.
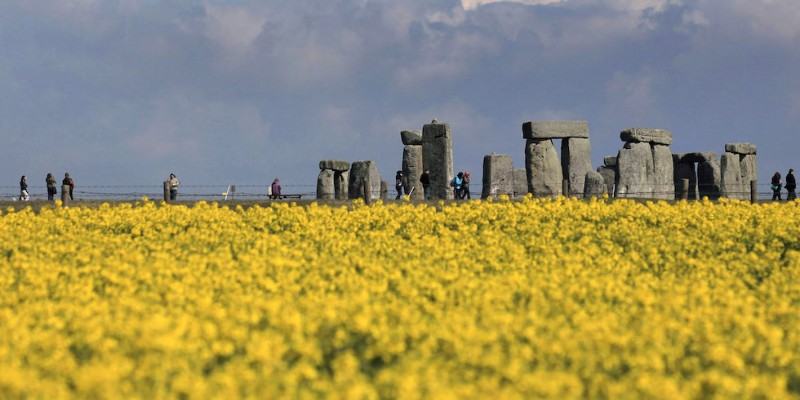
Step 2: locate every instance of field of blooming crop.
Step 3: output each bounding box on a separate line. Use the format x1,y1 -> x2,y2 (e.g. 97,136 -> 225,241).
0,196 -> 799,399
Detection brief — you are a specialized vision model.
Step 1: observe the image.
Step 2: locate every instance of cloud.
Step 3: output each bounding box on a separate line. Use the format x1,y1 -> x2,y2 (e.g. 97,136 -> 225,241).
605,68 -> 663,124
461,0 -> 565,11
201,3 -> 268,60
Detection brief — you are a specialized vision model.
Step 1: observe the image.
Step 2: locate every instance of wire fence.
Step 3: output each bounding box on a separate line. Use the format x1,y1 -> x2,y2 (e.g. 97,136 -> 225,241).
0,182 -> 788,202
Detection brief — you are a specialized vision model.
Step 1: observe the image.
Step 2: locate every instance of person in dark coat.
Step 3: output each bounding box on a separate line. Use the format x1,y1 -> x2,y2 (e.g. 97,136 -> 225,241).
395,171 -> 404,199
63,173 -> 74,200
771,172 -> 782,201
786,169 -> 796,201
46,173 -> 57,200
419,169 -> 431,200
19,175 -> 29,201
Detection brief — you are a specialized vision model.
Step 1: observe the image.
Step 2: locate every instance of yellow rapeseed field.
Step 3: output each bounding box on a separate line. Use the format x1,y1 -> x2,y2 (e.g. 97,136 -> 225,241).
0,196 -> 799,399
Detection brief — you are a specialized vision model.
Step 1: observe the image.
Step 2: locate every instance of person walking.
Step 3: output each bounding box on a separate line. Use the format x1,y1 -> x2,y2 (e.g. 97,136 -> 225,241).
771,171 -> 782,201
270,178 -> 282,199
63,173 -> 74,200
786,169 -> 797,201
168,173 -> 180,200
451,172 -> 464,200
46,173 -> 57,201
19,175 -> 29,201
462,171 -> 471,200
395,171 -> 404,199
420,169 -> 431,200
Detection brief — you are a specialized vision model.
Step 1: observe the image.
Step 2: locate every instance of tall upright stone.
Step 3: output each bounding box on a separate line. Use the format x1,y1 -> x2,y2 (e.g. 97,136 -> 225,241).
673,155 -> 697,200
525,139 -> 563,197
725,143 -> 757,199
349,160 -> 381,201
615,142 -> 653,198
697,154 -> 721,199
652,144 -> 674,200
422,121 -> 454,199
317,169 -> 334,200
513,168 -> 528,198
720,152 -> 745,199
402,145 -> 424,199
334,171 -> 349,200
561,138 -> 592,197
583,171 -> 606,197
481,153 -> 514,199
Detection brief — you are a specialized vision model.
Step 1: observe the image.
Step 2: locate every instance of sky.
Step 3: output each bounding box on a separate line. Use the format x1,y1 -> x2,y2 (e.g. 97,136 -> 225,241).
1,0 -> 799,199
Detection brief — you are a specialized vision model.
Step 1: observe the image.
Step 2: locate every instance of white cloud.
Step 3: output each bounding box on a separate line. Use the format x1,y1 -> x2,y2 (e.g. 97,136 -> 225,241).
726,0 -> 800,41
201,3 -> 268,58
461,0 -> 565,11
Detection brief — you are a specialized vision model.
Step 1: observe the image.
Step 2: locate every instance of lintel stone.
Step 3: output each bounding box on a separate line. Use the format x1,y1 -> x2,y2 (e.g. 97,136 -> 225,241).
603,156 -> 617,167
401,130 -> 423,146
319,160 -> 350,172
724,142 -> 756,155
620,128 -> 673,145
522,121 -> 589,140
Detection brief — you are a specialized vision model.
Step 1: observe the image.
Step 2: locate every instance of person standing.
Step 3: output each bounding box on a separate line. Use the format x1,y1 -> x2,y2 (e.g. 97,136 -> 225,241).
19,175 -> 29,201
168,173 -> 180,200
270,178 -> 282,199
395,171 -> 404,199
63,173 -> 74,200
771,172 -> 782,201
46,173 -> 57,200
452,172 -> 464,200
420,169 -> 431,200
462,171 -> 471,200
786,169 -> 797,201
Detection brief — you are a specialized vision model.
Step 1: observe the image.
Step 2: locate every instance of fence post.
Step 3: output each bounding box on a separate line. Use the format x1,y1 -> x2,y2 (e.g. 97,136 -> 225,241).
163,181 -> 170,203
751,180 -> 757,204
363,175 -> 372,205
61,185 -> 69,207
681,179 -> 689,201
562,179 -> 569,198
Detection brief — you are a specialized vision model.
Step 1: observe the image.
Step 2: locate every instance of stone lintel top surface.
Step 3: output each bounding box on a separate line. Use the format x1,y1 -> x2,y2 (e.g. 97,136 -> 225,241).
522,121 -> 589,139
620,128 -> 673,145
724,142 -> 757,155
673,152 -> 718,164
319,160 -> 351,171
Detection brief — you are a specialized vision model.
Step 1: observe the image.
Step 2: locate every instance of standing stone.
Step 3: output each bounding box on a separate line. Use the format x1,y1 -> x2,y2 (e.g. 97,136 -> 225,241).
720,152 -> 745,200
697,156 -> 721,199
334,171 -> 349,200
513,168 -> 528,198
422,122 -> 454,199
673,159 -> 697,200
349,160 -> 381,201
561,138 -> 592,197
615,142 -> 654,198
380,180 -> 388,201
525,139 -> 562,197
317,169 -> 335,200
481,153 -> 514,199
597,166 -> 616,196
402,145 -> 424,200
739,154 -> 757,196
652,144 -> 674,200
583,171 -> 606,197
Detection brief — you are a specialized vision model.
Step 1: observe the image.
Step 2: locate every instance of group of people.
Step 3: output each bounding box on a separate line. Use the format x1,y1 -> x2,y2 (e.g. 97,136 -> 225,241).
18,173 -> 74,201
394,169 -> 471,200
771,169 -> 796,201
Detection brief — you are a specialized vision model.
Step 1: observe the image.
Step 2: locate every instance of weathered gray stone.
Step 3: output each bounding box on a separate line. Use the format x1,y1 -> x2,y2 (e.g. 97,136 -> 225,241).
481,153 -> 514,199
380,180 -> 388,201
620,128 -> 673,145
725,142 -> 757,155
422,122 -> 454,199
348,160 -> 381,201
739,154 -> 758,197
319,160 -> 350,172
513,168 -> 528,197
583,171 -> 606,197
525,139 -> 563,197
561,138 -> 592,197
522,121 -> 589,139
697,156 -> 721,199
402,145 -> 424,200
673,161 -> 697,200
334,171 -> 348,200
316,170 -> 335,200
597,166 -> 616,196
652,144 -> 674,200
615,142 -> 654,198
720,152 -> 745,200
401,130 -> 423,146
603,156 -> 618,167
